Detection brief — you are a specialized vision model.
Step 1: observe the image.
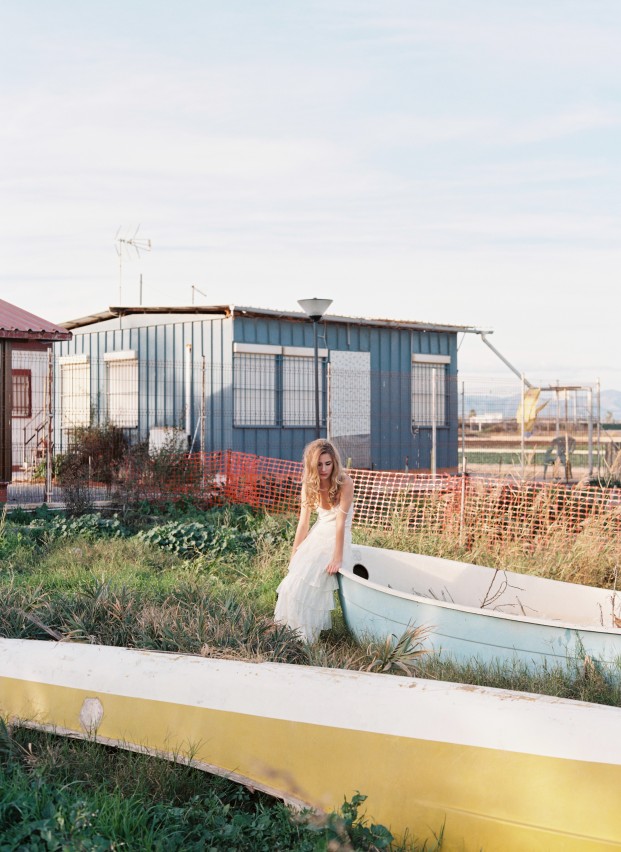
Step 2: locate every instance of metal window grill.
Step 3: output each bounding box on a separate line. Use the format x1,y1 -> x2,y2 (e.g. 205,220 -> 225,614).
60,357 -> 91,429
105,353 -> 139,428
233,353 -> 277,426
12,369 -> 32,418
283,355 -> 324,427
233,353 -> 326,427
412,363 -> 448,427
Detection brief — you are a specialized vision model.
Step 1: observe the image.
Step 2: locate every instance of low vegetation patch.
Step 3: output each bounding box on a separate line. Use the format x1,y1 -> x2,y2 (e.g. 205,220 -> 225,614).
2,497 -> 620,847
0,723 -> 429,851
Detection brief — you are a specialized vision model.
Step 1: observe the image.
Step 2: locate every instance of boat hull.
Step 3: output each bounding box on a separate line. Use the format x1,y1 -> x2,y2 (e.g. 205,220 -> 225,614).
339,545 -> 621,672
2,638 -> 621,850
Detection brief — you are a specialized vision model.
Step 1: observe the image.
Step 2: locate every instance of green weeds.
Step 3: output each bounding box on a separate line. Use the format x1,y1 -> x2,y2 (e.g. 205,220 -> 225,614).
136,504 -> 290,558
0,725 -> 426,851
2,499 -> 620,849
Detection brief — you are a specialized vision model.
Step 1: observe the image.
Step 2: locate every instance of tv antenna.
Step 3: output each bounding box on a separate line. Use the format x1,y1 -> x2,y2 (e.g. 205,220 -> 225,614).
114,225 -> 152,304
191,284 -> 208,304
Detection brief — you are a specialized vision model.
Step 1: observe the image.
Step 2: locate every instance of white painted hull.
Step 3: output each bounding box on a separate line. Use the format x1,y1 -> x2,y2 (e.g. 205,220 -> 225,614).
2,638 -> 621,850
339,545 -> 621,672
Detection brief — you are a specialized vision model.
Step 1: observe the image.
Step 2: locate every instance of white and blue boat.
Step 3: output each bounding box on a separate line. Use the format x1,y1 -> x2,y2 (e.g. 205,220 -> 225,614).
338,545 -> 621,672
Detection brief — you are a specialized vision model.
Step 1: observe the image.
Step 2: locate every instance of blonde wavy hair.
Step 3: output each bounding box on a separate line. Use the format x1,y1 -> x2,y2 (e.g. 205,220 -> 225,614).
302,439 -> 345,509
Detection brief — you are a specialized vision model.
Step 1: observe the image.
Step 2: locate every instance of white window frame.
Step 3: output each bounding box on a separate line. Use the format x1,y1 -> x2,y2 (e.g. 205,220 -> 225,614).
60,355 -> 91,429
233,343 -> 328,428
233,345 -> 279,426
411,354 -> 450,428
282,346 -> 327,427
104,350 -> 139,428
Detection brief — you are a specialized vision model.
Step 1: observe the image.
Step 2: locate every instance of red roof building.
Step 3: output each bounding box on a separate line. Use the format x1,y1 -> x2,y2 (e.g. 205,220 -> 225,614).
0,299 -> 72,341
0,299 -> 71,499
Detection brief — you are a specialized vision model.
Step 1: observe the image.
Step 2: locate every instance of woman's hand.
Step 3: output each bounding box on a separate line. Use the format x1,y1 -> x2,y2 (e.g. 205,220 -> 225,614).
326,557 -> 342,575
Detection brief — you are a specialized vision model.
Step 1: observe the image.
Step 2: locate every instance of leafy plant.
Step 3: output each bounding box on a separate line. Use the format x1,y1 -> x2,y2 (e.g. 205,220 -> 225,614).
364,626 -> 430,676
311,792 -> 394,850
137,520 -> 222,556
136,506 -> 289,559
26,512 -> 130,544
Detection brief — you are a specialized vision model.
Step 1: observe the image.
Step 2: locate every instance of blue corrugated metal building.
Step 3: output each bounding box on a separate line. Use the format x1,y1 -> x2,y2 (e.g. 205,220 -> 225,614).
56,305 -> 478,471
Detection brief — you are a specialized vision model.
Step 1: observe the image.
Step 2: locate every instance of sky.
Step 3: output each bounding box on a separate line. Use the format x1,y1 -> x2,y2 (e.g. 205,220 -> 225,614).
1,1 -> 620,391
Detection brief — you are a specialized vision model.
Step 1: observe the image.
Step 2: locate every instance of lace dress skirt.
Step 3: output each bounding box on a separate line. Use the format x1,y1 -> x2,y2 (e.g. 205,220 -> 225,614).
274,505 -> 353,643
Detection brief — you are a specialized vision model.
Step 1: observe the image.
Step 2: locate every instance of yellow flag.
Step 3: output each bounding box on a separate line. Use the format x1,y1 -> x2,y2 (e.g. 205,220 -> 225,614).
516,388 -> 548,432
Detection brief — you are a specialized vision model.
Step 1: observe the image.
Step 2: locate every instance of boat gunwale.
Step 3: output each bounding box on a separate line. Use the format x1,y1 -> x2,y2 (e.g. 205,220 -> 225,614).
339,550 -> 621,637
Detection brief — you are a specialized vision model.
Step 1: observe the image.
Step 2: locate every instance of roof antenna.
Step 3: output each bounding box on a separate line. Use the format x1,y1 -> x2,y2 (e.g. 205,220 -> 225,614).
114,225 -> 152,305
191,284 -> 208,304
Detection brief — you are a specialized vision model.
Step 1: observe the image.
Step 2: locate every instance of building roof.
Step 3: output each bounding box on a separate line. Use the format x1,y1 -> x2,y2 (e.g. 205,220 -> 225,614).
61,304 -> 491,335
0,299 -> 72,341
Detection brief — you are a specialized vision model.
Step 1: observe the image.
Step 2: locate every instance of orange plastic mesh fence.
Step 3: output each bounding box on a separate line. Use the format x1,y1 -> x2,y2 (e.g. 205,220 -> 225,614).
132,450 -> 621,552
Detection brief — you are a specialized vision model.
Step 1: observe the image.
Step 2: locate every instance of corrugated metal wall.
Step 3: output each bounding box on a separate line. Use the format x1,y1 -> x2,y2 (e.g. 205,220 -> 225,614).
55,316 -> 233,455
232,315 -> 458,470
54,312 -> 458,471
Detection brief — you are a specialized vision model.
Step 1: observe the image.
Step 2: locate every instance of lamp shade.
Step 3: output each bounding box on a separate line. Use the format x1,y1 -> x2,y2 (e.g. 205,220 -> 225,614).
297,298 -> 333,321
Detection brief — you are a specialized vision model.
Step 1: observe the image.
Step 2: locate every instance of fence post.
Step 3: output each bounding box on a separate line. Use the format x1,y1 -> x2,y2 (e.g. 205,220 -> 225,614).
587,386 -> 593,478
596,379 -> 601,480
431,367 -> 437,479
45,349 -> 53,504
460,380 -> 466,475
520,373 -> 525,480
184,343 -> 192,450
459,457 -> 466,548
199,356 -> 206,490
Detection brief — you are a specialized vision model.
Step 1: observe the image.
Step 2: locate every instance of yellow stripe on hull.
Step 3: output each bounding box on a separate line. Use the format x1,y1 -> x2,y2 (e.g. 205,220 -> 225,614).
2,672 -> 621,851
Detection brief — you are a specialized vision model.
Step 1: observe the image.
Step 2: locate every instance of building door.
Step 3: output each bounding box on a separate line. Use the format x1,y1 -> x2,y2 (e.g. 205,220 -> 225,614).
328,351 -> 371,469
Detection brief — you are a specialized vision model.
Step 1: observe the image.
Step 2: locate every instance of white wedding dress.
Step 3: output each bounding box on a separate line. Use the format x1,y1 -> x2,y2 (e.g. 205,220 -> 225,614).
274,504 -> 354,643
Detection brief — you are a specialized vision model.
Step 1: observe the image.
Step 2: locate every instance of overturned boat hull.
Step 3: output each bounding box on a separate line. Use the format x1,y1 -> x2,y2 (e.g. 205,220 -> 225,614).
2,638 -> 621,850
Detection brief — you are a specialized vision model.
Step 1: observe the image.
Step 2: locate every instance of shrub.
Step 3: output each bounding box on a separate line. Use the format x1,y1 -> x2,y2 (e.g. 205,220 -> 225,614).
56,425 -> 130,514
67,425 -> 129,484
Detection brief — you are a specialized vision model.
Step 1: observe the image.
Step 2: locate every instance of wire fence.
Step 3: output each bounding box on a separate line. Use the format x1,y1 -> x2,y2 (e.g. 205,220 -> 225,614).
206,451 -> 621,547
459,377 -> 617,482
10,448 -> 618,561
6,351 -> 621,502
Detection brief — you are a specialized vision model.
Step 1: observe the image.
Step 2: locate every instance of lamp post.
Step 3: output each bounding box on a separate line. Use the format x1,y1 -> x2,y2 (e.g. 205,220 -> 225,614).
298,298 -> 332,439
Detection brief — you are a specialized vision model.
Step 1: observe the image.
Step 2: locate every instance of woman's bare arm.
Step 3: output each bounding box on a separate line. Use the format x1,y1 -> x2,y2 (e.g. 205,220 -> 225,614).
291,486 -> 312,556
326,476 -> 354,574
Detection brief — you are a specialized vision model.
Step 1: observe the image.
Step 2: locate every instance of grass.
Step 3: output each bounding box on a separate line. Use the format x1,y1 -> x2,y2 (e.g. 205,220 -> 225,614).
0,722 -> 430,851
0,726 -> 407,851
354,513 -> 621,590
2,505 -> 621,692
2,499 -> 621,848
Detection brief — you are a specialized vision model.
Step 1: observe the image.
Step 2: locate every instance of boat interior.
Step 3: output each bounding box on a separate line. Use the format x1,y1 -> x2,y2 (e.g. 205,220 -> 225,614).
346,544 -> 621,629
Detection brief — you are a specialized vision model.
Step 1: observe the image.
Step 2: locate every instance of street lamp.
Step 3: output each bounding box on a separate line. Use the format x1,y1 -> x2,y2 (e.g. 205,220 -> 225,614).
298,298 -> 332,439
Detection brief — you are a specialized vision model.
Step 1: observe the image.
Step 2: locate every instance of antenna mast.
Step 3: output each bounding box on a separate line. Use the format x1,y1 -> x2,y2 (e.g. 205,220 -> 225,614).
114,225 -> 152,304
191,284 -> 208,304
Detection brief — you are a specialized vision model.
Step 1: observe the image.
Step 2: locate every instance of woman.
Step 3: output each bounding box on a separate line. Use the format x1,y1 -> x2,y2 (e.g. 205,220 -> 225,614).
274,439 -> 354,643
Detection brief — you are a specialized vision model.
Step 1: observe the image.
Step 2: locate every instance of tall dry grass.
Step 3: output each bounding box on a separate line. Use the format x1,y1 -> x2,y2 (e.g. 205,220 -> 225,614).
354,495 -> 621,590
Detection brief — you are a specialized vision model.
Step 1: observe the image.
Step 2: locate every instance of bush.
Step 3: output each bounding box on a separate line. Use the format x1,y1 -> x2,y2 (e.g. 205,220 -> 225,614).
56,451 -> 94,515
65,425 -> 129,485
55,425 -> 130,514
